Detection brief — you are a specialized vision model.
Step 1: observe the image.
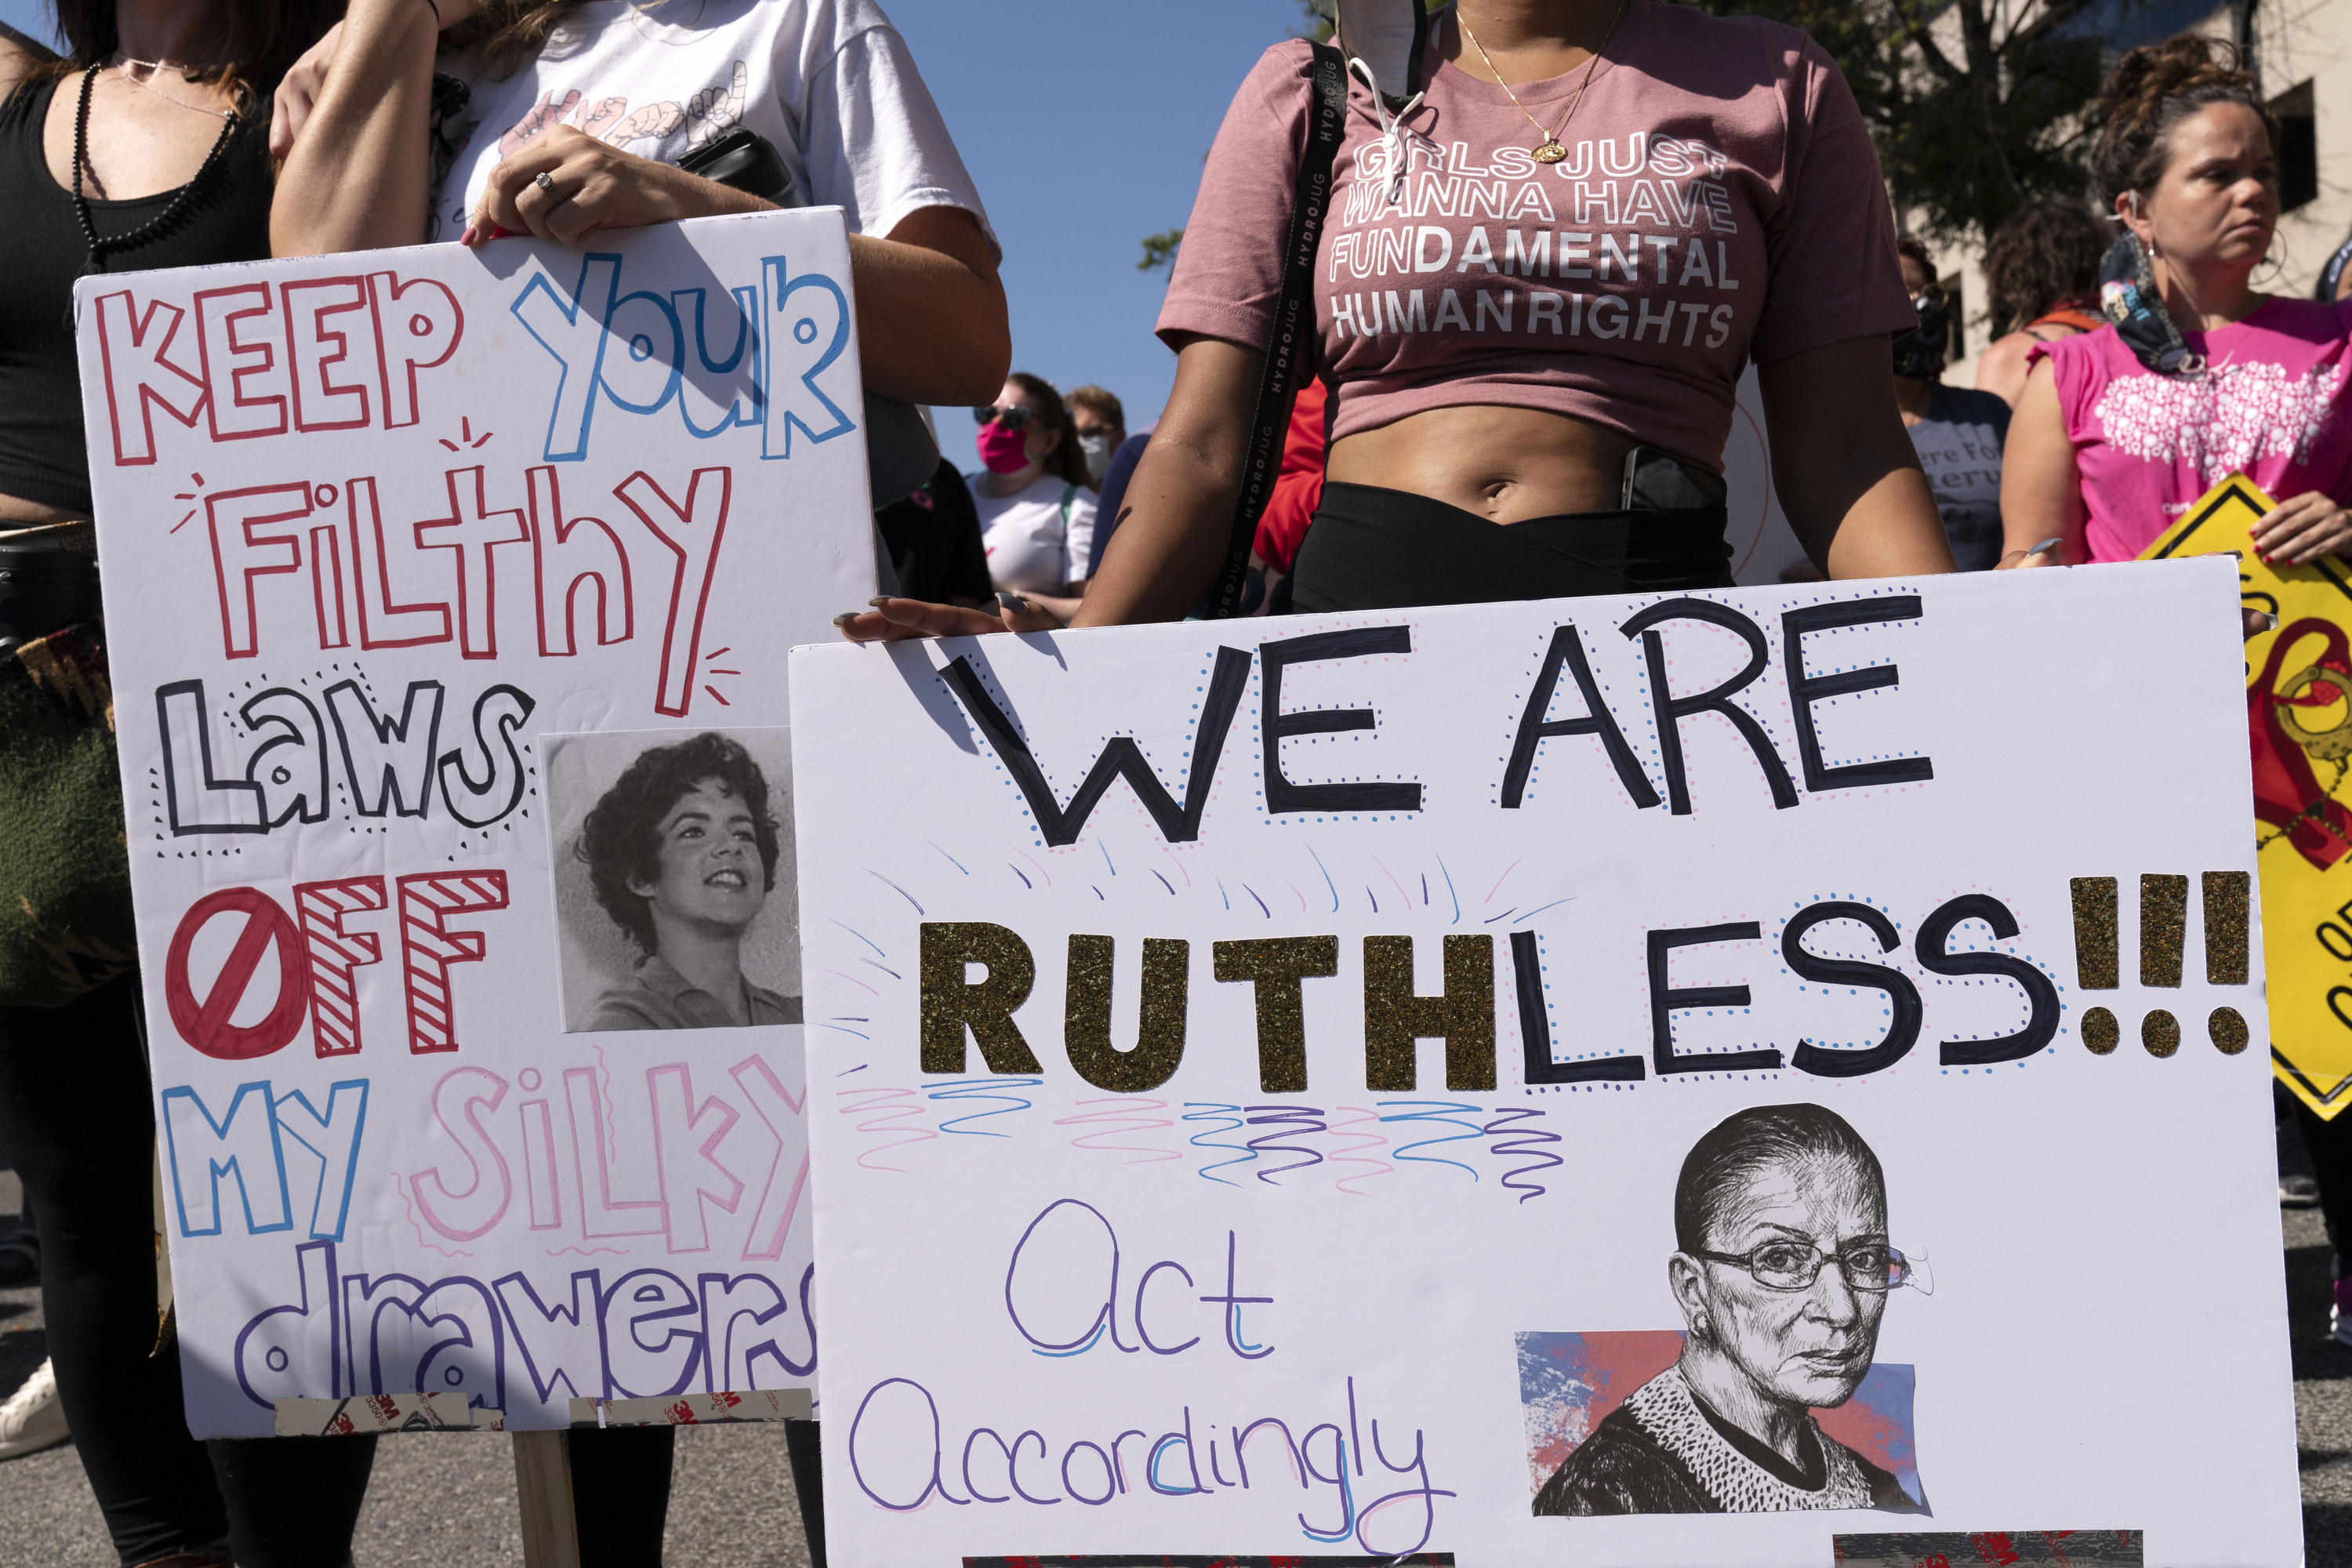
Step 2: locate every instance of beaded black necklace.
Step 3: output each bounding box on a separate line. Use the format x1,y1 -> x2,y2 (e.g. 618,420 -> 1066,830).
69,63 -> 240,280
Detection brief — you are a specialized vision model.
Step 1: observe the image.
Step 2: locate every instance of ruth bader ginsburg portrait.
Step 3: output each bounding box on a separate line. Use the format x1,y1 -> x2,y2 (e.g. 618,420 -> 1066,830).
541,727 -> 802,1033
1532,1103 -> 1918,1515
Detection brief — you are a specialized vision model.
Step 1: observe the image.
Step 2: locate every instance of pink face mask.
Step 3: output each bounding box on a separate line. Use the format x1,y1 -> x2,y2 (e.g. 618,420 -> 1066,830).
976,419 -> 1033,474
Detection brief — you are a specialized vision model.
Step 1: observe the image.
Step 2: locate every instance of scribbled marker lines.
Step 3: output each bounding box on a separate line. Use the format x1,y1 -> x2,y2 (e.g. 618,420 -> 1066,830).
837,1087 -> 935,1172
1243,1105 -> 1327,1185
1377,1101 -> 1486,1181
1054,1097 -> 1180,1163
1181,1103 -> 1257,1185
927,1076 -> 1040,1137
817,967 -> 879,997
1485,1106 -> 1563,1203
1325,1107 -> 1393,1196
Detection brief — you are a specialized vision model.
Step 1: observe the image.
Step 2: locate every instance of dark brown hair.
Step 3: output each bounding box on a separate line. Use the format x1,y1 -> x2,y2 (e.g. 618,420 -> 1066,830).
2088,35 -> 2270,205
576,731 -> 779,955
1982,199 -> 2111,332
20,0 -> 340,100
1008,371 -> 1092,490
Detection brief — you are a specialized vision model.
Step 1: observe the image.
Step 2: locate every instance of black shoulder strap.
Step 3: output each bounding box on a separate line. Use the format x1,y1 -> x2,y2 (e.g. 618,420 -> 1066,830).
1207,42 -> 1350,619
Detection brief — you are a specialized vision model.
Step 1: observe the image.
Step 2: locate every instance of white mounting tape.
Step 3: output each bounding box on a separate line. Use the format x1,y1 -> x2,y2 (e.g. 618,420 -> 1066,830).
273,1393 -> 504,1436
567,1388 -> 812,1428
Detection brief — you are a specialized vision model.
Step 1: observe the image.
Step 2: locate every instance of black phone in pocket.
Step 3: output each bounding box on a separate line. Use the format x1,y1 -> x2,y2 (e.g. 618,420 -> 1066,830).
677,128 -> 799,209
1621,446 -> 1727,511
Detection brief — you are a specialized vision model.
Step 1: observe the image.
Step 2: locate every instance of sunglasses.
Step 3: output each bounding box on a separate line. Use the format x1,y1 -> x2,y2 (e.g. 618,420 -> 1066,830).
972,404 -> 1036,430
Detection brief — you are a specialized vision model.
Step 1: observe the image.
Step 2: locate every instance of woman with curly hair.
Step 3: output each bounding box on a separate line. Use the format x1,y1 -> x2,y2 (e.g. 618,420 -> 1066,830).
1973,198 -> 2112,405
2001,35 -> 2352,568
575,731 -> 793,1032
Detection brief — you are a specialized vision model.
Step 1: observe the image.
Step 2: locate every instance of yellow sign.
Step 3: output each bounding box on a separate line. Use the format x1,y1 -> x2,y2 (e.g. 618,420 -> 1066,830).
2142,474 -> 2352,1115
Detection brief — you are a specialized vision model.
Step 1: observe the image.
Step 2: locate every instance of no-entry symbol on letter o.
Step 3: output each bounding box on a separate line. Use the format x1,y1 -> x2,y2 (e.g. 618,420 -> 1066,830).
165,887 -> 311,1060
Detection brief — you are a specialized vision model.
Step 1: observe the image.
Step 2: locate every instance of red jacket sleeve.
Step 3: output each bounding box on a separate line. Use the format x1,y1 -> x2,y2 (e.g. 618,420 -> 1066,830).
1254,379 -> 1330,574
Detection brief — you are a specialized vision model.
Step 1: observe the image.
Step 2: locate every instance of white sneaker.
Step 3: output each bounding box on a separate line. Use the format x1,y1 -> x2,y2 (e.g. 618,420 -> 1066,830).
0,1359 -> 68,1460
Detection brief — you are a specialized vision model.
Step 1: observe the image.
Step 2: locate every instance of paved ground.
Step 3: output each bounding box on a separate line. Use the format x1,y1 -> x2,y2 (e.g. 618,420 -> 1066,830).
0,1163 -> 814,1567
7,1161 -> 2352,1563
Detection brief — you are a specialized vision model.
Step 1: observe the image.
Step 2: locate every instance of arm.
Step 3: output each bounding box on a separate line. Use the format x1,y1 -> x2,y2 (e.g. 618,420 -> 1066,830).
463,131 -> 1007,404
270,2 -> 444,256
1073,337 -> 1258,625
846,207 -> 1009,406
1996,358 -> 2085,565
834,335 -> 1255,641
1757,335 -> 1955,578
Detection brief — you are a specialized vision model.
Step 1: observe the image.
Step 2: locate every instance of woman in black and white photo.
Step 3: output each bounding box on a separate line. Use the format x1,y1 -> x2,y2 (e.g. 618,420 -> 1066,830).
573,731 -> 800,1032
1534,1103 -> 1915,1515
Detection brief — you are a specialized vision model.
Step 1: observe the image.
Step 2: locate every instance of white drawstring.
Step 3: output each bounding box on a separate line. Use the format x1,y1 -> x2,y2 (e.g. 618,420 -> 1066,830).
1345,53 -> 1423,205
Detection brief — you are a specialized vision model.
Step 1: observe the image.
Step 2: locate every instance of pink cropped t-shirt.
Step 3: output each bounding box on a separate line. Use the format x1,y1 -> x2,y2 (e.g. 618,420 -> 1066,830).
2031,299 -> 2352,561
1156,0 -> 1916,468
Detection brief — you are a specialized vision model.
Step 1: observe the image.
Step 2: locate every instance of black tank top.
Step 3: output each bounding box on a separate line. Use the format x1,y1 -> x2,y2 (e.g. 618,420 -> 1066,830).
0,71 -> 276,514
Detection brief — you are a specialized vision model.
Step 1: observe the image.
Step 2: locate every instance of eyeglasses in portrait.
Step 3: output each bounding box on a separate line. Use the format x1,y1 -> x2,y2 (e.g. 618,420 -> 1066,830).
1519,1102 -> 1926,1515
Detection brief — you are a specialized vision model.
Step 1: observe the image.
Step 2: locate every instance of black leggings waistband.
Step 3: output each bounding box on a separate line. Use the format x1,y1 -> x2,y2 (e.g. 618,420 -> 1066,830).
1289,482 -> 1730,615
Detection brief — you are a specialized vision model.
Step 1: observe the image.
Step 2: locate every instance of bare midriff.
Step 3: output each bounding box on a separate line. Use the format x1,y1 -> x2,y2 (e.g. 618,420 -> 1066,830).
1325,404 -> 1688,522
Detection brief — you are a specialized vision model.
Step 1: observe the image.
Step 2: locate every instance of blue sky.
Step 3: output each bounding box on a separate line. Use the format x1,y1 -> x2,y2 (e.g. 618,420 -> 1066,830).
0,0 -> 1307,441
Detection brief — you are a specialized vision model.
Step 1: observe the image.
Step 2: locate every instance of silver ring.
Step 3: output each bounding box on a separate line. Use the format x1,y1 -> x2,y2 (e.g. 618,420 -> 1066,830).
534,171 -> 557,197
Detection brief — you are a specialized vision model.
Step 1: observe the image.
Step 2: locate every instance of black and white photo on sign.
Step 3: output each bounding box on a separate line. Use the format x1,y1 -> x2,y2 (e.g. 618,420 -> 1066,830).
1534,1103 -> 1917,1516
540,726 -> 800,1033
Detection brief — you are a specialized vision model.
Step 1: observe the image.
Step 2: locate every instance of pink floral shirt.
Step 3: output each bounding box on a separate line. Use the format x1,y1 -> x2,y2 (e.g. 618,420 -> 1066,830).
2033,298 -> 2352,561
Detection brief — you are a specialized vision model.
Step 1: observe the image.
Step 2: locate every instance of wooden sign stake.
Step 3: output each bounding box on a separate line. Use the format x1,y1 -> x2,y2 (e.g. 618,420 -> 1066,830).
514,1430 -> 582,1568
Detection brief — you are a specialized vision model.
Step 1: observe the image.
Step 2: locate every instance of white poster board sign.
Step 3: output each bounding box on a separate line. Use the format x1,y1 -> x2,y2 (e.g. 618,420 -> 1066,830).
79,208 -> 869,1436
788,561 -> 2296,1566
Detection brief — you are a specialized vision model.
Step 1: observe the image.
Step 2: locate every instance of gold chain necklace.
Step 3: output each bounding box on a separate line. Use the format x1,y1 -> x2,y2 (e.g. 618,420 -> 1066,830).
1457,0 -> 1628,165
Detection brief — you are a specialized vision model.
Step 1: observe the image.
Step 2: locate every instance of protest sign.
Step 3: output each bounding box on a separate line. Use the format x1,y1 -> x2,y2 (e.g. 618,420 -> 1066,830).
789,561 -> 2294,1566
78,208 -> 868,1436
2141,475 -> 2352,1116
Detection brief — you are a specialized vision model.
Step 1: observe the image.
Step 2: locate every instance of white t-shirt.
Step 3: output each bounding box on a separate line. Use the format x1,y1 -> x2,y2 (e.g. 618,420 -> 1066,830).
973,474 -> 1096,595
427,0 -> 996,249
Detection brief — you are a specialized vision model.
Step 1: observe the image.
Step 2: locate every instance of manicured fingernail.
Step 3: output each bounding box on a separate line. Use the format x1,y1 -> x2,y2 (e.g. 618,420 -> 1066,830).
2259,612 -> 2280,631
459,225 -> 477,245
2028,537 -> 2063,557
832,612 -> 857,627
867,597 -> 891,608
996,590 -> 1032,613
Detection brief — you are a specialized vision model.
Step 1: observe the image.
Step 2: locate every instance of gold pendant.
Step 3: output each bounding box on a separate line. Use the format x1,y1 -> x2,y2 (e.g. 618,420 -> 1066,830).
1534,140 -> 1567,163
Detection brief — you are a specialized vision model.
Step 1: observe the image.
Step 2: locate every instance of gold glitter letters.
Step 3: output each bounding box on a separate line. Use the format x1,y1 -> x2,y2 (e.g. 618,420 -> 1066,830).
1362,935 -> 1496,1092
2070,877 -> 2118,989
2202,871 -> 2250,985
2139,874 -> 2187,986
919,921 -> 1042,1074
1063,935 -> 1188,1092
1210,937 -> 1339,1092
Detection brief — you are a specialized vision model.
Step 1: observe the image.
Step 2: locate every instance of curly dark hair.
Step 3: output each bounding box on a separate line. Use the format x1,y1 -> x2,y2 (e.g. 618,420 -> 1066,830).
575,732 -> 779,954
2088,36 -> 2270,206
1982,199 -> 2111,334
1674,1104 -> 1884,1255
